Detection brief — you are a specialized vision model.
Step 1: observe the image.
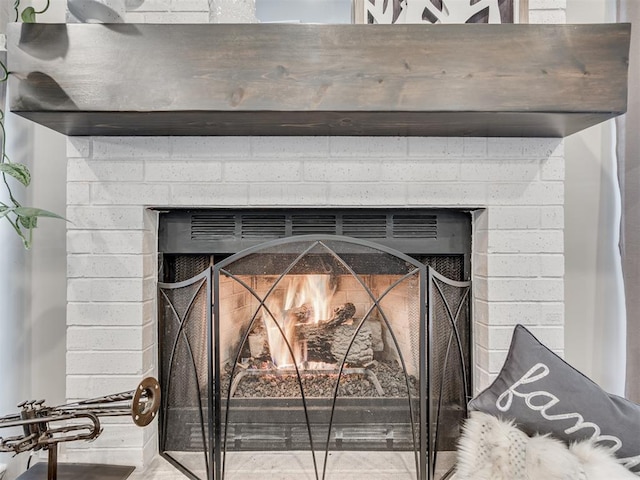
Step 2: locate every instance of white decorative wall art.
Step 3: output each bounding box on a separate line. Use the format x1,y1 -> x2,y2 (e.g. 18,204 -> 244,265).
364,0 -> 515,24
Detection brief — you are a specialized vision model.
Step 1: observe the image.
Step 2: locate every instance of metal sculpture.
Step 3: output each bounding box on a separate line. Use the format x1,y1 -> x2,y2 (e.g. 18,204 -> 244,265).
0,377 -> 161,480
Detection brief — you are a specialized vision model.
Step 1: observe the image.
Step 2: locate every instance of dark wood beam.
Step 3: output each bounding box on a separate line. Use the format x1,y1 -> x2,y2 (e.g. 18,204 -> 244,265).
6,23 -> 631,137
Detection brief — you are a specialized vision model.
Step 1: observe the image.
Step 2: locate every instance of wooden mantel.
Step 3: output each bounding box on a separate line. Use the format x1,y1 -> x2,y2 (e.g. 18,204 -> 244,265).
6,22 -> 631,137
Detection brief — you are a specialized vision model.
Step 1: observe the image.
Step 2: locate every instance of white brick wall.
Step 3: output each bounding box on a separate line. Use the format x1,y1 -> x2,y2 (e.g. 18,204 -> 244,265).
62,0 -> 567,476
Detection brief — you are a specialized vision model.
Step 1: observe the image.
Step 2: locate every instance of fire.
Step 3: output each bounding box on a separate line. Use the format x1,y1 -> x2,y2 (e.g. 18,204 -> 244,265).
262,275 -> 336,368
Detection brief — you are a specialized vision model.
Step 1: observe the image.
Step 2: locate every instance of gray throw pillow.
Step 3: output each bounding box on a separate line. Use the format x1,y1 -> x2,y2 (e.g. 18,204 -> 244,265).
468,324 -> 640,474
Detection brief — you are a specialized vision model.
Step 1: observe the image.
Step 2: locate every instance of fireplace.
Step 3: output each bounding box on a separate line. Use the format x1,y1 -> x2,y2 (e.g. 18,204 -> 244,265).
156,209 -> 471,479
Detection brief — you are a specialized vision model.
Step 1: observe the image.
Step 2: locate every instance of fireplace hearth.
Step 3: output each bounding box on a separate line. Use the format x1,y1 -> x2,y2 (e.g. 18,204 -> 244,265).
157,209 -> 471,480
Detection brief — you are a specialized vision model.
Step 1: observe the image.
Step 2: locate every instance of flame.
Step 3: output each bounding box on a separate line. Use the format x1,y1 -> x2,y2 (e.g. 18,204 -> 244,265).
262,275 -> 336,368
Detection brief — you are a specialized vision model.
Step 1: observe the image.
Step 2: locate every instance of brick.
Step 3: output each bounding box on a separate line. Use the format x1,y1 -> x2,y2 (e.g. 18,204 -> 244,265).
67,302 -> 146,326
486,278 -> 564,302
170,0 -> 209,11
67,351 -> 144,375
380,159 -> 461,182
67,183 -> 91,205
529,0 -> 566,9
463,137 -> 487,157
528,9 -> 567,23
145,160 -> 222,183
92,137 -> 170,159
67,158 -> 144,182
487,182 -> 563,205
251,137 -> 329,157
406,182 -> 487,206
91,183 -> 171,205
328,183 -> 407,206
170,183 -> 250,206
304,160 -> 382,182
460,158 -> 540,182
330,137 -> 408,157
487,230 -> 563,254
522,138 -> 563,158
87,231 -> 148,254
540,156 -> 565,181
486,254 -> 564,277
67,327 -> 143,351
67,138 -> 91,158
224,161 -> 302,182
66,206 -> 145,230
67,231 -> 94,254
171,137 -> 251,158
248,183 -> 329,206
140,11 -> 209,22
408,137 -> 463,157
126,0 -> 170,11
67,254 -> 144,278
67,374 -> 142,398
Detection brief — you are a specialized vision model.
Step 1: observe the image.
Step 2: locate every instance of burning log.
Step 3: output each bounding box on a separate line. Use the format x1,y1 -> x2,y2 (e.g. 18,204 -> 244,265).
295,303 -> 377,366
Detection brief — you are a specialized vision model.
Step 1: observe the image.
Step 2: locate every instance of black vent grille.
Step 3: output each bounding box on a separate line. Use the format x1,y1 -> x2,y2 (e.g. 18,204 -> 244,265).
393,214 -> 438,239
291,215 -> 338,236
189,211 -> 443,242
241,214 -> 287,238
342,214 -> 388,238
190,213 -> 235,239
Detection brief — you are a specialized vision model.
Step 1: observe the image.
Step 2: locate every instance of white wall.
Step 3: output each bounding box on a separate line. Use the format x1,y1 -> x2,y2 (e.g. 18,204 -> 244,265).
564,0 -> 627,395
0,4 -> 67,479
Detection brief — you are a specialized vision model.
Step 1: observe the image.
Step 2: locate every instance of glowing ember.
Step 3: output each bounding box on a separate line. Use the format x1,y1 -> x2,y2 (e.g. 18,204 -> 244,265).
262,275 -> 336,368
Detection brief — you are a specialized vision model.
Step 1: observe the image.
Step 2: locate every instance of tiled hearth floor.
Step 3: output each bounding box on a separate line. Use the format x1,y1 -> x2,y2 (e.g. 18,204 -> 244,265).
128,451 -> 457,479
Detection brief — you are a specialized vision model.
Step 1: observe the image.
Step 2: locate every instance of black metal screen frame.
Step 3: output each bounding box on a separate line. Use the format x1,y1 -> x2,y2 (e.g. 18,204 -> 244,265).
212,235 -> 428,480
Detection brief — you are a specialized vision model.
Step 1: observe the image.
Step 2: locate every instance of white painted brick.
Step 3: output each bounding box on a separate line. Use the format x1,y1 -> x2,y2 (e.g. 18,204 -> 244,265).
126,0 -> 170,11
486,278 -> 564,302
406,183 -> 487,206
251,137 -> 329,157
91,183 -> 171,205
66,424 -> 144,449
86,231 -> 149,254
171,137 -> 251,158
67,374 -> 142,398
68,327 -> 142,351
224,161 -> 302,182
486,254 -> 563,277
488,349 -> 510,373
145,160 -> 222,183
540,156 -> 565,181
170,183 -> 250,205
67,231 -> 94,254
68,254 -> 145,278
486,206 -> 541,229
304,160 -> 381,182
522,138 -> 563,158
68,279 -> 92,302
528,9 -> 567,23
67,138 -> 91,158
72,278 -> 145,303
139,11 -> 209,22
487,230 -> 563,254
529,0 -> 566,9
92,137 -> 170,159
541,206 -> 564,229
330,137 -> 408,157
67,183 -> 91,205
408,137 -> 463,157
68,158 -> 144,182
124,11 -> 146,22
380,160 -> 461,182
67,206 -> 145,230
475,300 -> 564,326
487,138 -> 524,157
487,182 -> 563,205
463,138 -> 487,157
248,183 -> 329,206
328,183 -> 407,206
171,0 -> 209,11
67,302 -> 146,326
61,448 -> 144,469
459,159 -> 539,182
67,352 -> 144,375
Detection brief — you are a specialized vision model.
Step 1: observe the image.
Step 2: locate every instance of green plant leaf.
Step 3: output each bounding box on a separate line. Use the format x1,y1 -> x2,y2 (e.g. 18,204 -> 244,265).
19,214 -> 37,229
0,162 -> 31,186
14,207 -> 66,220
0,206 -> 13,219
21,7 -> 37,23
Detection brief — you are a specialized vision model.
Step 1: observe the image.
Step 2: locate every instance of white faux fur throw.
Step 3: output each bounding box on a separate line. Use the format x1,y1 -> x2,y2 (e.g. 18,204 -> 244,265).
455,412 -> 638,480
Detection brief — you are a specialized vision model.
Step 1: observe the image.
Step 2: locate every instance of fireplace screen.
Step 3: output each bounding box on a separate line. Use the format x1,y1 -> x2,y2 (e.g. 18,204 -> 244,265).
158,235 -> 470,480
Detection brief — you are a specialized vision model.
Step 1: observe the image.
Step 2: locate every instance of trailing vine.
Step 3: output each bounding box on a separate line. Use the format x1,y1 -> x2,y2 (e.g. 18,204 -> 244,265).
1,0 -> 62,248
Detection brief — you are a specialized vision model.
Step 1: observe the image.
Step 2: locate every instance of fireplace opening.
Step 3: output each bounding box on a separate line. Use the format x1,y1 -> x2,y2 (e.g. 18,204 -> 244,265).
157,209 -> 472,480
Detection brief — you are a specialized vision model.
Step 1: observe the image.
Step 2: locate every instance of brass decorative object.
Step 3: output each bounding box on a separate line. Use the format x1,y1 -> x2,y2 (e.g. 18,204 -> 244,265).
0,378 -> 160,480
